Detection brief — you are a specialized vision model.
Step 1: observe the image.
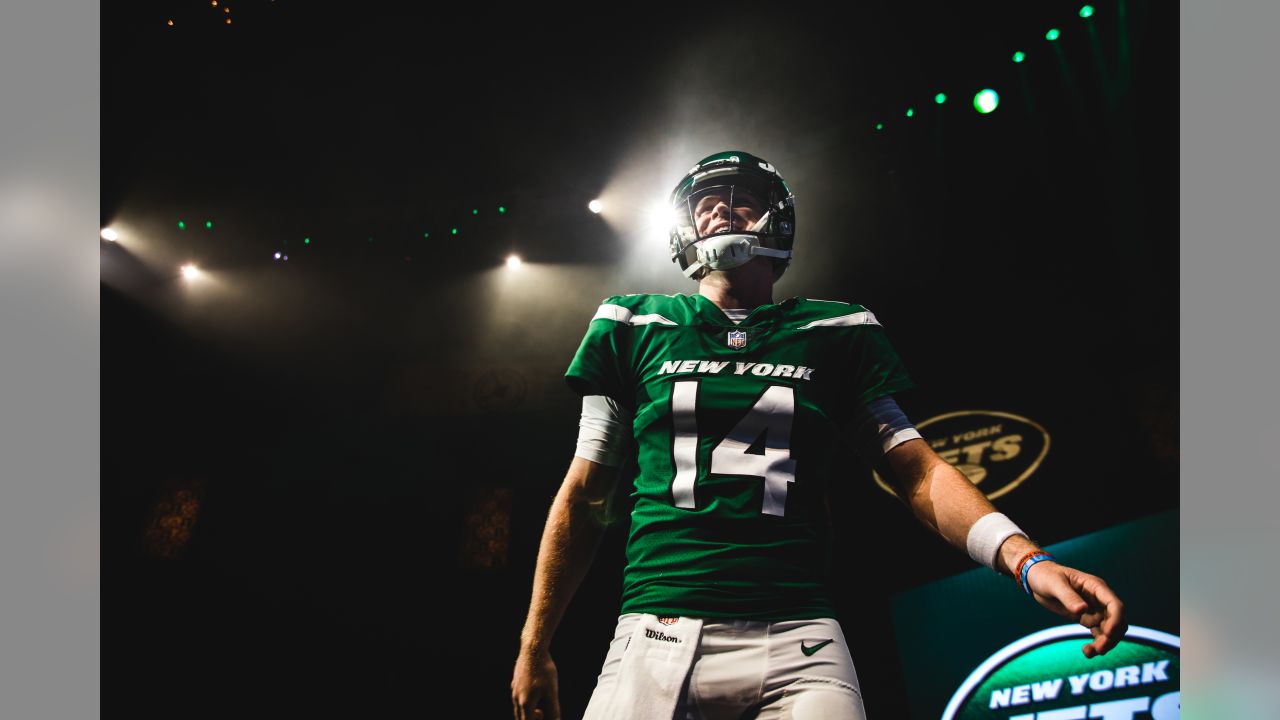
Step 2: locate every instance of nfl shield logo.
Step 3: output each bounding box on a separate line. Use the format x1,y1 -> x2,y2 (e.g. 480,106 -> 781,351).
658,617 -> 680,626
727,330 -> 748,349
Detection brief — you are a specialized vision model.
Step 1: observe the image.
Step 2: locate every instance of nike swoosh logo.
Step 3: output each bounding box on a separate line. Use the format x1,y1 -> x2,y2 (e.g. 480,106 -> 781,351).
801,639 -> 834,656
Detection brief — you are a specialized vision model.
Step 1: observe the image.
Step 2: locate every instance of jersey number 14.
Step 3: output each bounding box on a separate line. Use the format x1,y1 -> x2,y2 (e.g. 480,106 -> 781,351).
669,382 -> 797,517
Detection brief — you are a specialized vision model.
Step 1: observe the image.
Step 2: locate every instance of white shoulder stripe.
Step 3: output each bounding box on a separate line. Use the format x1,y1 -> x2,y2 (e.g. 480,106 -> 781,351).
592,303 -> 678,326
798,310 -> 880,329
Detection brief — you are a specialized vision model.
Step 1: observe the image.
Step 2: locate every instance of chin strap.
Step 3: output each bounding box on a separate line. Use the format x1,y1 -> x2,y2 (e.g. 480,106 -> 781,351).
681,211 -> 791,278
750,246 -> 791,259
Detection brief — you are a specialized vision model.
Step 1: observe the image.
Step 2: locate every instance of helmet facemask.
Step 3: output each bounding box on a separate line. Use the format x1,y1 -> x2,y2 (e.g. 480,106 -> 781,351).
668,153 -> 795,281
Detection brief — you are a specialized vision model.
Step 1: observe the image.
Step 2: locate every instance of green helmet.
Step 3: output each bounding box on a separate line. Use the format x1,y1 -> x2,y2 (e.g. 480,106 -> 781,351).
668,151 -> 796,280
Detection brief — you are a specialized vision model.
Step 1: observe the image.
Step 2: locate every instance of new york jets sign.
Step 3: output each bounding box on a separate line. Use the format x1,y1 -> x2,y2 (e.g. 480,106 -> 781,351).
874,410 -> 1049,500
942,625 -> 1180,720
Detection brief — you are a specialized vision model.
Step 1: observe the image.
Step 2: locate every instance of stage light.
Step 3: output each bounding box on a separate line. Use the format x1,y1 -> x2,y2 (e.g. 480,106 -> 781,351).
506,254 -> 522,270
1012,51 -> 1026,63
498,206 -> 506,214
905,107 -> 914,118
934,93 -> 947,104
100,228 -> 118,242
451,228 -> 458,235
974,89 -> 1000,114
645,200 -> 676,241
178,220 -> 186,230
205,220 -> 213,229
181,264 -> 200,280
875,123 -> 884,131
472,208 -> 479,215
1079,5 -> 1095,18
304,237 -> 311,244
1046,28 -> 1061,41
589,199 -> 604,213
274,252 -> 281,260
423,232 -> 429,238
167,19 -> 174,27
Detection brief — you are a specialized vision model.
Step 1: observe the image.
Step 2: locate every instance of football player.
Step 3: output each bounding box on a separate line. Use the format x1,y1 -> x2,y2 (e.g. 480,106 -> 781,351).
512,152 -> 1127,720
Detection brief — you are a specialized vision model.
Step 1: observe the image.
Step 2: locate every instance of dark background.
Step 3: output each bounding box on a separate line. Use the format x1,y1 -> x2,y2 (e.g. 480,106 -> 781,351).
103,1 -> 1176,717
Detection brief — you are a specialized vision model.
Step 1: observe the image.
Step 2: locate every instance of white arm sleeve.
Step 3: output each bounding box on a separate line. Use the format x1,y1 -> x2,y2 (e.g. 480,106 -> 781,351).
575,395 -> 634,467
851,395 -> 923,458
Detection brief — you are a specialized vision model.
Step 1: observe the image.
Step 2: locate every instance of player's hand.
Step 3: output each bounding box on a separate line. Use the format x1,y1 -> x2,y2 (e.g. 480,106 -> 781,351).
1025,561 -> 1128,658
512,648 -> 561,720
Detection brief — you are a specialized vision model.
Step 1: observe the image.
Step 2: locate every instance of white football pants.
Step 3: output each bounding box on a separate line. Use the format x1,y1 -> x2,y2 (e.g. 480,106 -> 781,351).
581,613 -> 868,720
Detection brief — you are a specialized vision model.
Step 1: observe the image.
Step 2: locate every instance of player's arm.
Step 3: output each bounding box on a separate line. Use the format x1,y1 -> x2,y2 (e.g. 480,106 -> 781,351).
513,396 -> 631,720
861,398 -> 1128,658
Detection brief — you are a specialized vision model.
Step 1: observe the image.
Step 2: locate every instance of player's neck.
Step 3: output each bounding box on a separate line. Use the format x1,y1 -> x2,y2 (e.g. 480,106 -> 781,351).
697,262 -> 775,311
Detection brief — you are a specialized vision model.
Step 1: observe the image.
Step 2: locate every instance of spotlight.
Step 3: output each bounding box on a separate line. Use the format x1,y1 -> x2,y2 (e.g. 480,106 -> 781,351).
646,201 -> 675,240
1012,51 -> 1026,63
100,228 -> 119,242
1046,28 -> 1061,41
274,252 -> 282,260
973,89 -> 1000,114
1079,5 -> 1095,18
934,93 -> 947,105
506,254 -> 522,270
181,264 -> 201,280
588,199 -> 604,214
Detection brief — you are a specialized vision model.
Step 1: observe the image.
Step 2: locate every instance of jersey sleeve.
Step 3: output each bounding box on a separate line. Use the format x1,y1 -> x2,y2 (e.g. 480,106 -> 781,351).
848,319 -> 915,406
564,298 -> 633,405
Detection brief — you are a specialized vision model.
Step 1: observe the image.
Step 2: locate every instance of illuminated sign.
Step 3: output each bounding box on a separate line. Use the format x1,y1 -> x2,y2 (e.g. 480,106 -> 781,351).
874,410 -> 1049,500
942,625 -> 1180,720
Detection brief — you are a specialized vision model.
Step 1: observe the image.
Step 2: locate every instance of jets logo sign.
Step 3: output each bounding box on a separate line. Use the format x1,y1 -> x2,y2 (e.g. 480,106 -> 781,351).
942,625 -> 1179,720
874,410 -> 1049,500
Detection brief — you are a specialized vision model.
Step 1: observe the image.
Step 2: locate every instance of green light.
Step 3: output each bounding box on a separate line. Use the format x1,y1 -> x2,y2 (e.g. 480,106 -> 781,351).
905,107 -> 914,118
934,93 -> 947,104
205,220 -> 213,229
875,122 -> 884,131
1046,28 -> 1061,41
304,237 -> 311,245
1079,4 -> 1094,18
973,88 -> 1000,114
498,206 -> 506,214
423,232 -> 429,238
451,228 -> 458,235
472,208 -> 478,215
177,220 -> 186,230
1013,51 -> 1026,63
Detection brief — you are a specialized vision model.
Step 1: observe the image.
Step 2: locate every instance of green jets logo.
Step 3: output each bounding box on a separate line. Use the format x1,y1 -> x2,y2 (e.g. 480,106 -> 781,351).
942,625 -> 1179,720
874,410 -> 1049,500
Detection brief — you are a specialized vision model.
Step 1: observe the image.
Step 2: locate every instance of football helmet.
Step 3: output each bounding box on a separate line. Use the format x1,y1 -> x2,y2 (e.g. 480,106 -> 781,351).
669,151 -> 796,280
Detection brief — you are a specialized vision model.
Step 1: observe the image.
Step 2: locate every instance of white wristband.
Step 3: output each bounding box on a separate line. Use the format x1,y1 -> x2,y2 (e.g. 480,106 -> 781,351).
966,512 -> 1027,572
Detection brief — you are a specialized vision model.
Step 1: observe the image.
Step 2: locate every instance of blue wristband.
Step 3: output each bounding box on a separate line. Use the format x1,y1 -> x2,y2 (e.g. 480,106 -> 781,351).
1019,553 -> 1054,595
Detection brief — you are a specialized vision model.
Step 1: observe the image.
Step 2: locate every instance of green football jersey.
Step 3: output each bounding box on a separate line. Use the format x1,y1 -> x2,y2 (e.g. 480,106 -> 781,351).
565,293 -> 914,620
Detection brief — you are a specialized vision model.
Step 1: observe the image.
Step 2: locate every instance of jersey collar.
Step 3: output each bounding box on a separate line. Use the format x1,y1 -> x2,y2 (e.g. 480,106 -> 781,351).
693,294 -> 799,326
